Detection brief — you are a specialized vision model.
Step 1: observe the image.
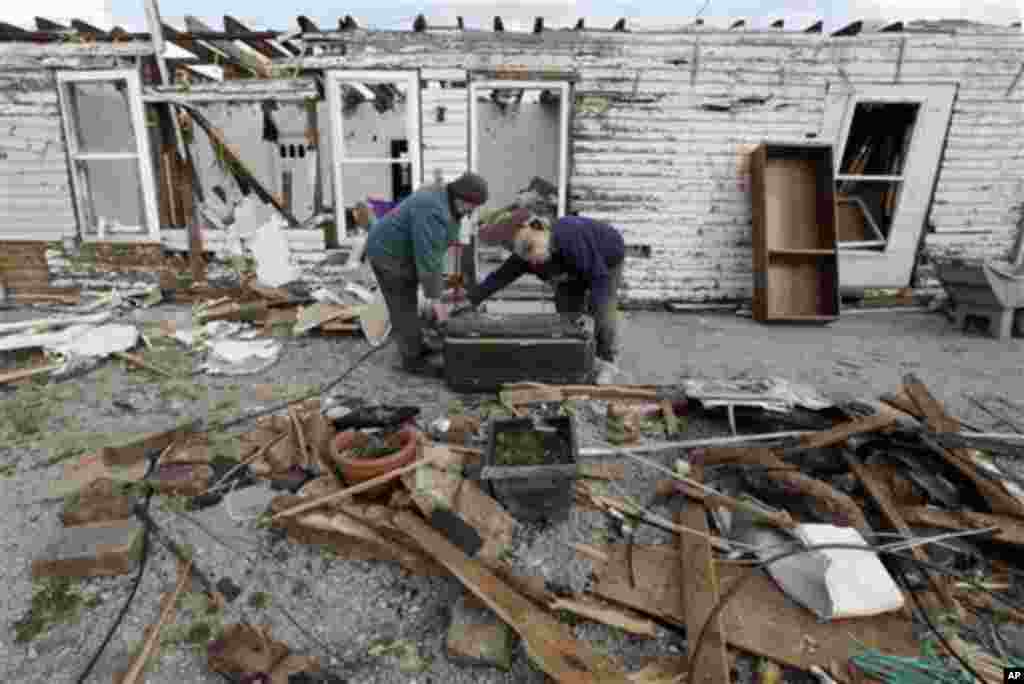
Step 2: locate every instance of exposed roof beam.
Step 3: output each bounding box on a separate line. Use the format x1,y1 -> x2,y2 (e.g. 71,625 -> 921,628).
456,16 -> 464,30
35,17 -> 68,31
71,19 -> 108,37
771,19 -> 784,29
339,15 -> 359,31
186,15 -> 271,77
575,18 -> 584,30
880,21 -> 904,32
0,21 -> 32,35
413,14 -> 427,32
612,18 -> 627,31
162,22 -> 230,65
832,20 -> 864,36
296,16 -> 320,33
533,17 -> 544,33
730,19 -> 746,30
804,20 -> 824,33
224,15 -> 285,58
493,16 -> 504,32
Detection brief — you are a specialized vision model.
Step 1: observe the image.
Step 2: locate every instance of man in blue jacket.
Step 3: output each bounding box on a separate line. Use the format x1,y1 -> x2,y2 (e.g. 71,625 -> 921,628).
366,171 -> 489,377
469,213 -> 626,366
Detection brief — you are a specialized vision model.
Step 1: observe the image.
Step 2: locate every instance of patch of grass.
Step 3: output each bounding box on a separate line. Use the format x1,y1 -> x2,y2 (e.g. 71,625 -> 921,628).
159,379 -> 204,402
162,592 -> 224,650
39,430 -> 116,467
0,464 -> 16,477
493,429 -> 549,466
556,609 -> 582,626
368,639 -> 432,673
209,394 -> 241,424
0,382 -> 56,440
13,577 -> 86,643
207,434 -> 241,467
132,343 -> 195,379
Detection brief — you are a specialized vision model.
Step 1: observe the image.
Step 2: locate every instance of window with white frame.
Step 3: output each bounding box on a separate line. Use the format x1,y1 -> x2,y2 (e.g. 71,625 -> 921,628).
325,70 -> 422,238
57,69 -> 160,241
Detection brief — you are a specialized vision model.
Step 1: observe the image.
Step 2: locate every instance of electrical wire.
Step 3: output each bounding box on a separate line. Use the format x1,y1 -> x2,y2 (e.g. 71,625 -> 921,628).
75,478 -> 158,683
684,542 -> 1024,684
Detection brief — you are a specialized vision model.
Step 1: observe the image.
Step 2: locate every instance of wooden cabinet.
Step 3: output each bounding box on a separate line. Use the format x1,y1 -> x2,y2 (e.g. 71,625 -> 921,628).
751,142 -> 841,323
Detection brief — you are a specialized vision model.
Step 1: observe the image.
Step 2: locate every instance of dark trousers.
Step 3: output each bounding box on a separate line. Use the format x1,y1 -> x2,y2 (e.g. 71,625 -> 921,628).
553,260 -> 623,363
369,254 -> 424,366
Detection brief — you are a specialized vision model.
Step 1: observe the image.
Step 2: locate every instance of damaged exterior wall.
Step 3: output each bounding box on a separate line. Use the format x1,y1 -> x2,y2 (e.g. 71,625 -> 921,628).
303,28 -> 1024,301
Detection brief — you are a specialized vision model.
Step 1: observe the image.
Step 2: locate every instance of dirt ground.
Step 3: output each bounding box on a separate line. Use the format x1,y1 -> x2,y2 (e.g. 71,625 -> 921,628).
1,303 -> 1021,684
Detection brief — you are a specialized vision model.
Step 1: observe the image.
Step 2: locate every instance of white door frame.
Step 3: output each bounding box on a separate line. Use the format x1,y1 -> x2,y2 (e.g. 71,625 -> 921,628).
56,68 -> 161,242
468,79 -> 572,218
823,82 -> 957,291
325,69 -> 423,235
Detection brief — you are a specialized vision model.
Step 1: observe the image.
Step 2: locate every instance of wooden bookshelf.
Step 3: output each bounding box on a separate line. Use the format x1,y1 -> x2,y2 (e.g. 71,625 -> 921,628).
751,142 -> 841,323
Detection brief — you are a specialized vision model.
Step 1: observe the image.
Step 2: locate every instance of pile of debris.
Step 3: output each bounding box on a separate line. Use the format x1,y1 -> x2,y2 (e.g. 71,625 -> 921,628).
20,373 -> 1024,683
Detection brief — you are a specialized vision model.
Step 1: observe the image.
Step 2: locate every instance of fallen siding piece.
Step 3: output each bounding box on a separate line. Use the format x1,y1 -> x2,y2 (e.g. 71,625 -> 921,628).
698,448 -> 870,532
799,413 -> 897,450
0,310 -> 112,335
901,507 -> 1024,547
902,374 -> 1024,518
549,596 -> 658,637
677,477 -> 731,684
396,511 -> 631,684
591,544 -> 919,680
841,451 -> 959,616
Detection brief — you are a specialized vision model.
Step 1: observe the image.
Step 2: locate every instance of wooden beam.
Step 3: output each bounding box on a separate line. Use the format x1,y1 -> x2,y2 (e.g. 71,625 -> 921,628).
677,468 -> 731,684
0,21 -> 32,36
832,20 -> 864,36
162,22 -> 229,65
903,374 -> 1024,518
397,511 -> 631,683
70,19 -> 109,37
185,15 -> 270,78
901,507 -> 1024,548
799,413 -> 897,450
804,20 -> 824,33
35,17 -> 68,31
841,450 -> 960,616
296,15 -> 320,33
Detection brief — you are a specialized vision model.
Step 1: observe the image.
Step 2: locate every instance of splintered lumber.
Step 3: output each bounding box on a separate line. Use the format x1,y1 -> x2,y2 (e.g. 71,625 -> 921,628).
270,446 -> 448,521
901,507 -> 1024,548
841,451 -> 959,615
655,479 -> 797,530
799,413 -> 897,450
396,511 -> 631,684
699,447 -> 870,532
549,597 -> 658,637
660,400 -> 680,436
903,374 -> 1024,518
590,544 -> 919,680
114,351 -> 178,379
677,468 -> 731,684
119,558 -> 191,684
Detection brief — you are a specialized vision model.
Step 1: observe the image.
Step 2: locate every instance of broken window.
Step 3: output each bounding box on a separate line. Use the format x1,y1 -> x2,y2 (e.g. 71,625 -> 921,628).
56,70 -> 160,240
326,70 -> 422,238
835,102 -> 920,249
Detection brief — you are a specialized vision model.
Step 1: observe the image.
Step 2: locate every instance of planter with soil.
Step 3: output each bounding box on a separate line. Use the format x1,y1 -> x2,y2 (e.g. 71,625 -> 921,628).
333,425 -> 419,498
484,415 -> 578,523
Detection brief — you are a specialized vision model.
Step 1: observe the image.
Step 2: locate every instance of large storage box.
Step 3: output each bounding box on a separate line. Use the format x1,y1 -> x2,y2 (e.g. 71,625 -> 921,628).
443,313 -> 595,393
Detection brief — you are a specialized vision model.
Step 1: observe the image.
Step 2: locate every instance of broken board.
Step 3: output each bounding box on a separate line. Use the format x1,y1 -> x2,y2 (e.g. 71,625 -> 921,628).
590,544 -> 918,681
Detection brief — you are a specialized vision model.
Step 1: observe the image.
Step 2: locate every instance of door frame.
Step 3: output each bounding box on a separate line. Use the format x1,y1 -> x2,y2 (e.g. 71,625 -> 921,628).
823,82 -> 957,291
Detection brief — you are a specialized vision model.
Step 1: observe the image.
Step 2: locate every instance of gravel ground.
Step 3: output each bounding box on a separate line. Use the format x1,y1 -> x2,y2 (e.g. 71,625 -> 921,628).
2,303 -> 1021,683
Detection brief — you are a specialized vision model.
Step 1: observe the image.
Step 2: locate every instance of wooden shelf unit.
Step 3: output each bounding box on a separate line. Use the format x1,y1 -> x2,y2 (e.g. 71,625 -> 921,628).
751,142 -> 841,323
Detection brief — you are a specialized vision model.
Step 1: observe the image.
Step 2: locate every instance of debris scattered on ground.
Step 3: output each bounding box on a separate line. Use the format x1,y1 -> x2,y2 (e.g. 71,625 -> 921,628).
10,364 -> 1024,684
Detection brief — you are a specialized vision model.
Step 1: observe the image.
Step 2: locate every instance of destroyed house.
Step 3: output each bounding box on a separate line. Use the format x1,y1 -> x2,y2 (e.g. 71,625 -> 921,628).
0,16 -> 1022,303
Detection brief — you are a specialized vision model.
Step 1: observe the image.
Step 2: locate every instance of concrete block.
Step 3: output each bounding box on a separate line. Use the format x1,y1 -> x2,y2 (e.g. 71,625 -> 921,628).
31,520 -> 143,579
445,591 -> 514,670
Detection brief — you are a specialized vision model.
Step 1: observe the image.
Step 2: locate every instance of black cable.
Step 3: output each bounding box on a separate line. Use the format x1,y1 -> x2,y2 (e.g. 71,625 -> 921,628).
75,481 -> 157,683
204,339 -> 391,434
684,542 -> 1015,684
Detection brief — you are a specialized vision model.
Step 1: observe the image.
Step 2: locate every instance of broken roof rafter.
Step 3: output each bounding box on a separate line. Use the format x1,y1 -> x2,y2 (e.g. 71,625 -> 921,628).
224,15 -> 296,58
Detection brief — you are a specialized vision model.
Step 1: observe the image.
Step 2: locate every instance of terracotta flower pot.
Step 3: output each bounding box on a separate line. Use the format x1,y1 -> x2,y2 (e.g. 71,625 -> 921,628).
334,426 -> 419,498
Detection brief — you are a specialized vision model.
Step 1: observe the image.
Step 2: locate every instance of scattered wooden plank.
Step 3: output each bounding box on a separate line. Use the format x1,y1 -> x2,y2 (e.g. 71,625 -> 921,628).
590,544 -> 919,681
903,374 -> 1024,518
549,596 -> 658,637
118,558 -> 191,684
799,413 -> 897,450
655,479 -> 797,530
841,451 -> 959,616
700,448 -> 870,531
901,507 -> 1024,548
660,399 -> 679,436
0,362 -> 61,385
396,511 -> 631,684
270,445 -> 448,521
677,468 -> 731,684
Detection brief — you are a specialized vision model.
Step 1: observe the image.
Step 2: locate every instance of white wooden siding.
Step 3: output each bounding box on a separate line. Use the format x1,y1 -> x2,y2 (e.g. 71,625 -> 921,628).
0,71 -> 77,242
421,69 -> 467,184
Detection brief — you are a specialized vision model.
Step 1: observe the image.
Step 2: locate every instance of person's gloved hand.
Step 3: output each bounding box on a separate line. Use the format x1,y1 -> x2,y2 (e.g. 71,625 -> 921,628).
431,300 -> 451,324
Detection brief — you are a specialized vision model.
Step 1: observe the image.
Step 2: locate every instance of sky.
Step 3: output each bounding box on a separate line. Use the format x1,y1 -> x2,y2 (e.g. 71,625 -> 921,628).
1,0 -> 1021,34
